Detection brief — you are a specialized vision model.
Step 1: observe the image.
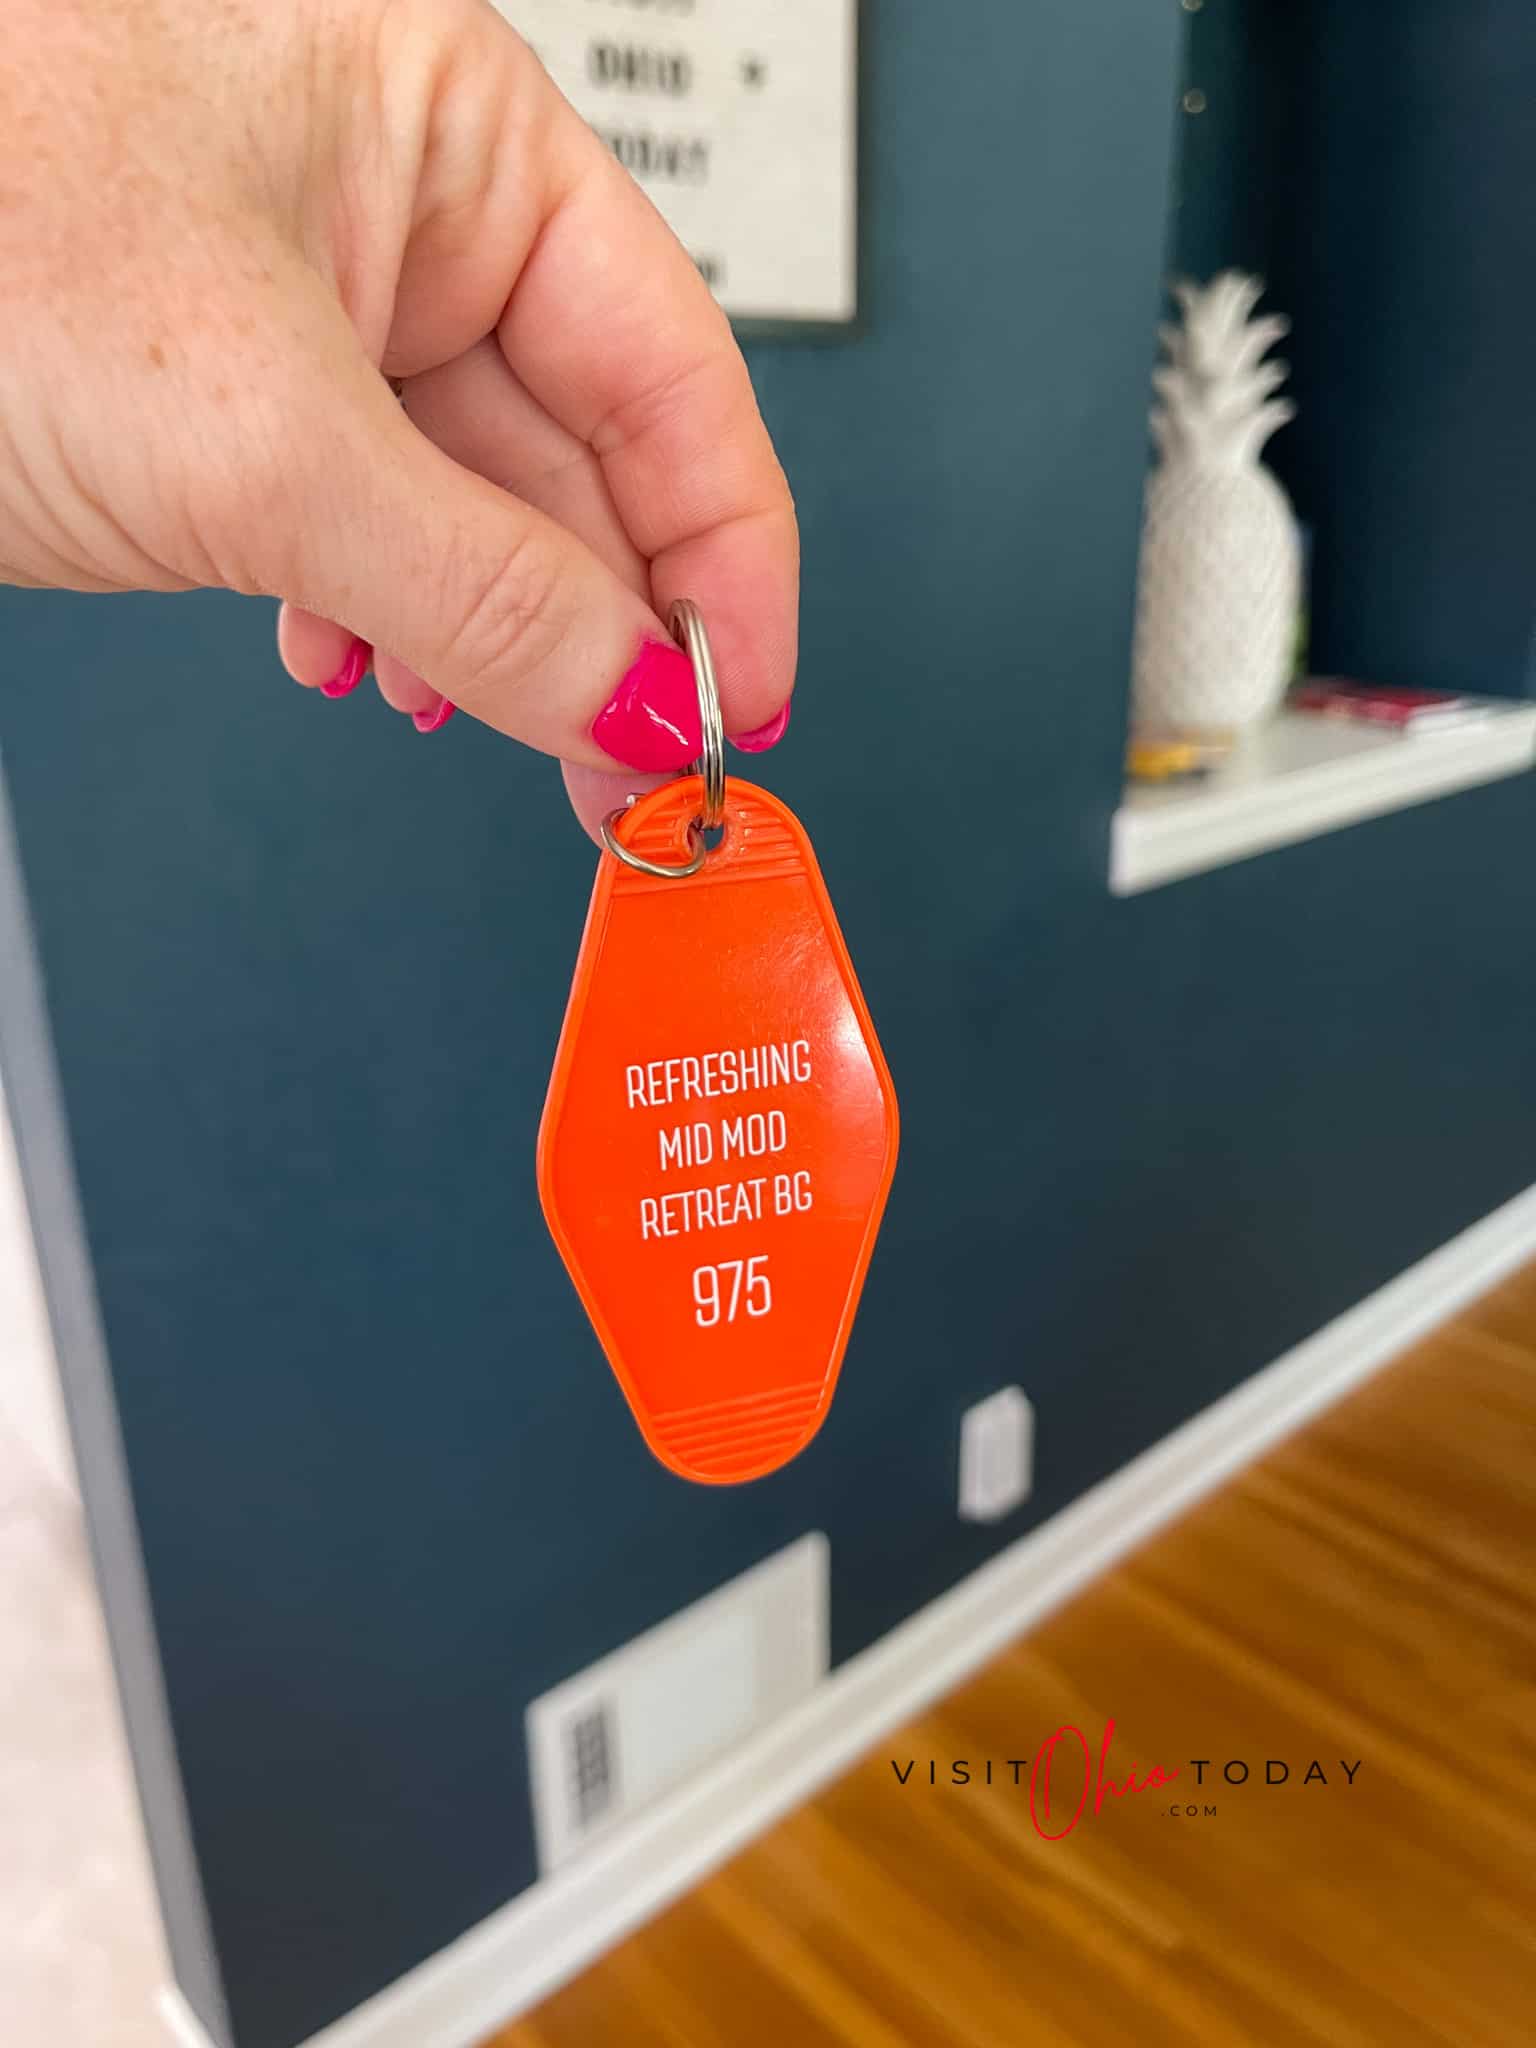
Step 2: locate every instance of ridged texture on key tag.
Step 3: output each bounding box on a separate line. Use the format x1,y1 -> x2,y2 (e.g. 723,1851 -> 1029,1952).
538,775 -> 899,1485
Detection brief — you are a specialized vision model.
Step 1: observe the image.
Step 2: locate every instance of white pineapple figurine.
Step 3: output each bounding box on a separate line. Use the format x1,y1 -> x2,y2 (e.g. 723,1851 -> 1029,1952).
1132,271 -> 1301,736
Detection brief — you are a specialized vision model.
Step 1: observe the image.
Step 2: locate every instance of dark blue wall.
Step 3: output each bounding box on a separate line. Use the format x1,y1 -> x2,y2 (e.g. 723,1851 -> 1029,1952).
1171,0 -> 1297,283
4,7 -> 1536,2048
1176,0 -> 1536,698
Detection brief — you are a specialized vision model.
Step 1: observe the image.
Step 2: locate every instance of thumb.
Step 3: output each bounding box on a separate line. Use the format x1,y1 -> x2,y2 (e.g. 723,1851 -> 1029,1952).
258,336 -> 702,777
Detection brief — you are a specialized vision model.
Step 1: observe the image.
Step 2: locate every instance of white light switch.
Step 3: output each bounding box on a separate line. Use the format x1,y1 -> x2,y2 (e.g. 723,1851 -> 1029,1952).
958,1388 -> 1034,1523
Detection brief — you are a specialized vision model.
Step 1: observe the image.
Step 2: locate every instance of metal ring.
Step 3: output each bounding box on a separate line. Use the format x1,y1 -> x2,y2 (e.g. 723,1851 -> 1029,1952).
669,597 -> 725,833
599,810 -> 706,879
600,598 -> 725,879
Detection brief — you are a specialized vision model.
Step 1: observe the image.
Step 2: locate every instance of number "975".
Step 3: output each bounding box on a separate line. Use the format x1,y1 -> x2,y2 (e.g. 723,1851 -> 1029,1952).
692,1256 -> 771,1327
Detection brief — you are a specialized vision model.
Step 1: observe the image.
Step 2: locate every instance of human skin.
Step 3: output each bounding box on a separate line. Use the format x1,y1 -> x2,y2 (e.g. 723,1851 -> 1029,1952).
0,0 -> 798,836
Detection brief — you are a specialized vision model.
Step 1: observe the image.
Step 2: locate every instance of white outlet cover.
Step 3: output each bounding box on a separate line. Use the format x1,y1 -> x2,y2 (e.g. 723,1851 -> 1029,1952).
958,1387 -> 1034,1523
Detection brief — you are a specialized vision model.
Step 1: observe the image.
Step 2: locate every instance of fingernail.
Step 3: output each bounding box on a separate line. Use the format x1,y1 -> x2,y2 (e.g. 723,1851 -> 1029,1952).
412,698 -> 456,734
319,638 -> 370,699
591,637 -> 700,772
731,699 -> 792,754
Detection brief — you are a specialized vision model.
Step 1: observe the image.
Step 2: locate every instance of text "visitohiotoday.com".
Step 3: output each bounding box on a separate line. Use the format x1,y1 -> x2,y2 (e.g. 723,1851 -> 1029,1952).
889,1719 -> 1364,1841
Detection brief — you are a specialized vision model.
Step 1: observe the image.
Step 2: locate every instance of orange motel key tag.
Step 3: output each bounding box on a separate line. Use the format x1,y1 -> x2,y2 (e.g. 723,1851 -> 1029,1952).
537,770 -> 899,1485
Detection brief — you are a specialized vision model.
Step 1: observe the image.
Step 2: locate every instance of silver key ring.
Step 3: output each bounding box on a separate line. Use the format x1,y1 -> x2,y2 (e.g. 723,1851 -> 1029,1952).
600,598 -> 725,879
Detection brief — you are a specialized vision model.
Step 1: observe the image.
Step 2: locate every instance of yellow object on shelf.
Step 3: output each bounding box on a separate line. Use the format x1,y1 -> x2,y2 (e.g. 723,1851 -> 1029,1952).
1126,737 -> 1206,783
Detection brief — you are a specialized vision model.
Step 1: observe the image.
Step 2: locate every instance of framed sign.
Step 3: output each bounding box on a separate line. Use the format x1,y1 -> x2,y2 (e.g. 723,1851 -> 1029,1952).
496,0 -> 859,331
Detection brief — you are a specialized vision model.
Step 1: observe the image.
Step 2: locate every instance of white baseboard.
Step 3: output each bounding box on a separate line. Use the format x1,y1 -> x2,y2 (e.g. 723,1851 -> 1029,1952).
162,1180 -> 1536,2048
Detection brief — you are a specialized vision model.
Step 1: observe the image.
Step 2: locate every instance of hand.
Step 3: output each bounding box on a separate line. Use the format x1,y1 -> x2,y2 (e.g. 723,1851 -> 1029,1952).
0,0 -> 798,835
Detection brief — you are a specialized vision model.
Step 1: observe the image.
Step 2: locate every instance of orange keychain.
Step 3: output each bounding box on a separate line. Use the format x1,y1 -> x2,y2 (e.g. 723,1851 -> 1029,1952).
538,603 -> 899,1484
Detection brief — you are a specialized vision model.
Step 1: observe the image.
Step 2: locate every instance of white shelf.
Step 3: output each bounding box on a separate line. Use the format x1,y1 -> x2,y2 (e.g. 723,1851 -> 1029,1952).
1111,704 -> 1536,895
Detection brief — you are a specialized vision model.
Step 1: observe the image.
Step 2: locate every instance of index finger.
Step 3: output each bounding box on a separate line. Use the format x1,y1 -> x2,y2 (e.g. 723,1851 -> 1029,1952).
496,108 -> 799,742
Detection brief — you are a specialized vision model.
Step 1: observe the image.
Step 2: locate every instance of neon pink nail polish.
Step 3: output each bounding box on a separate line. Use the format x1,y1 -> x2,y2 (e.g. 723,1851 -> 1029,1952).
412,699 -> 456,734
732,699 -> 792,754
591,638 -> 701,772
320,639 -> 370,699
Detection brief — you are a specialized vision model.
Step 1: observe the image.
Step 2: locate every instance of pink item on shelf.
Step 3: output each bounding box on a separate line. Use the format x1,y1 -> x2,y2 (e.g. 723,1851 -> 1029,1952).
1292,679 -> 1494,733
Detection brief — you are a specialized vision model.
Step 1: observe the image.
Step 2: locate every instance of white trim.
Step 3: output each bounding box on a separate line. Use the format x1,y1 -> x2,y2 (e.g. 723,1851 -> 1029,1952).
162,1180 -> 1536,2048
0,766 -> 233,2044
0,1089 -> 80,1505
161,1986 -> 220,2048
1111,703 -> 1536,894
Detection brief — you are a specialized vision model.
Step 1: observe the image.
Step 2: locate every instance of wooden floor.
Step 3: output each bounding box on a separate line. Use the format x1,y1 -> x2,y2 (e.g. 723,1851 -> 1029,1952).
492,1265 -> 1536,2048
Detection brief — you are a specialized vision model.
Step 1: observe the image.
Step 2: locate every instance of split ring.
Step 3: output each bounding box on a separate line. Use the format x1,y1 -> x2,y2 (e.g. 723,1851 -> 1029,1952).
601,598 -> 725,880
